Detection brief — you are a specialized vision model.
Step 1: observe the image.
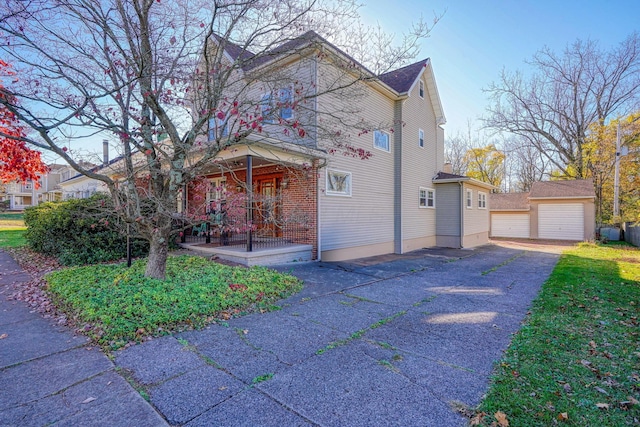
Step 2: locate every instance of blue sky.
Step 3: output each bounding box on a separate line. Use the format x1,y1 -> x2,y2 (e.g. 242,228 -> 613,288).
361,0 -> 640,138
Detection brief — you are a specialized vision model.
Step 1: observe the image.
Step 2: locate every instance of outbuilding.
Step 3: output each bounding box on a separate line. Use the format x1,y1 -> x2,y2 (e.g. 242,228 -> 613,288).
490,180 -> 596,241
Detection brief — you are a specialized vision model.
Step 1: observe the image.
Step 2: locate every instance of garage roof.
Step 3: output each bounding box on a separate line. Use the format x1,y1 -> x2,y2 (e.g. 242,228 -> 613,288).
490,193 -> 530,211
529,179 -> 595,199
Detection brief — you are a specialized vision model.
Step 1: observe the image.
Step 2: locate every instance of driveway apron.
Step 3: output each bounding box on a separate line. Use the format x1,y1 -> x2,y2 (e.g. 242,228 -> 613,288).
115,245 -> 560,426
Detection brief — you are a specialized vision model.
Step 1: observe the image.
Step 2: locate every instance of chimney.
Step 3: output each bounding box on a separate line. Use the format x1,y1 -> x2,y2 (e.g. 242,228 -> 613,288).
443,162 -> 453,174
102,140 -> 109,166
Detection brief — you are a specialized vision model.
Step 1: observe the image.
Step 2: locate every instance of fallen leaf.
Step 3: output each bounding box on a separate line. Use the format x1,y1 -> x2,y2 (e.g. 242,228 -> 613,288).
562,383 -> 572,393
595,403 -> 609,410
0,333 -> 7,339
557,412 -> 568,421
589,340 -> 597,349
629,396 -> 639,405
242,329 -> 248,335
494,411 -> 509,427
470,412 -> 486,425
595,386 -> 609,395
81,397 -> 97,404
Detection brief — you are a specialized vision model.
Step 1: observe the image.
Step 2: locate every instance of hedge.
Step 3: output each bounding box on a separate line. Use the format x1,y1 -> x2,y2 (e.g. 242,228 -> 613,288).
24,195 -> 148,265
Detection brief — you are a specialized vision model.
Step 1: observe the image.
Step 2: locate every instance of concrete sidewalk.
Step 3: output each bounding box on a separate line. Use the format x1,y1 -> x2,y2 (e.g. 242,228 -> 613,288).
0,251 -> 167,427
114,245 -> 560,426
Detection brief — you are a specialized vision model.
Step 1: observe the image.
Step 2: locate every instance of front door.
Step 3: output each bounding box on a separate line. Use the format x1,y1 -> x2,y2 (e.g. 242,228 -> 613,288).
255,176 -> 281,237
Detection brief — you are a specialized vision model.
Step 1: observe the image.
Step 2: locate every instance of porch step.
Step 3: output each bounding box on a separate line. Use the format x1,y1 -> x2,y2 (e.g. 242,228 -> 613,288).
178,242 -> 313,267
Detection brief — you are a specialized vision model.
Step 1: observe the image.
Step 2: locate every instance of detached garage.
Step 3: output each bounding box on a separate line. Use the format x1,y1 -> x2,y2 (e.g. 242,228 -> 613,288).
490,180 -> 596,242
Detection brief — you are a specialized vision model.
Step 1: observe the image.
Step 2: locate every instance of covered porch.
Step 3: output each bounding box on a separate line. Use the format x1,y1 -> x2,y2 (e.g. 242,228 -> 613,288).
177,144 -> 319,266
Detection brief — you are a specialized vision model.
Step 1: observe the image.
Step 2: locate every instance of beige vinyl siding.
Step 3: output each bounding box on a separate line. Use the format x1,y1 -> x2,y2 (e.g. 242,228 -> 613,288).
400,74 -> 438,243
317,61 -> 395,252
435,182 -> 461,236
463,184 -> 490,236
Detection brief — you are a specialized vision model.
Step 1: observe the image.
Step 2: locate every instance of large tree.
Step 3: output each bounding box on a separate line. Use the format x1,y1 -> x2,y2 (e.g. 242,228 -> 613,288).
0,0 -> 437,279
0,60 -> 48,186
485,34 -> 640,178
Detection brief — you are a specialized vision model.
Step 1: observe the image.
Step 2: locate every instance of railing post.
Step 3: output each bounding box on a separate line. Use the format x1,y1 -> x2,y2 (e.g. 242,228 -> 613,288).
246,155 -> 253,252
205,221 -> 211,244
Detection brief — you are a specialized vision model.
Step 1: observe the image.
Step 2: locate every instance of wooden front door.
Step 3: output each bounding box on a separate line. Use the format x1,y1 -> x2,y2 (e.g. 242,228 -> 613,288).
254,176 -> 281,237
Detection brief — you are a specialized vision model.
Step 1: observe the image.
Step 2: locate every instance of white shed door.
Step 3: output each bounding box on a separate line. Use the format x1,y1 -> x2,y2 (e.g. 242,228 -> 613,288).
538,203 -> 584,240
491,213 -> 530,238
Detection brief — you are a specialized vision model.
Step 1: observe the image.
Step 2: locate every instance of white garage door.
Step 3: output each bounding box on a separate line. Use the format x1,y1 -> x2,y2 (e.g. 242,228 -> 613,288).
491,213 -> 530,238
538,203 -> 584,240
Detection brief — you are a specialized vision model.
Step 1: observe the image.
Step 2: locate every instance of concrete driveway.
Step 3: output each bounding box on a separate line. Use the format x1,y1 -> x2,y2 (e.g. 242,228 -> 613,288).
115,243 -> 561,426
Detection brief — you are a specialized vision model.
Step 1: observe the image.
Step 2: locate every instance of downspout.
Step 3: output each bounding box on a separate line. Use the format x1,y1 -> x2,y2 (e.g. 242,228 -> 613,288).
393,100 -> 403,254
459,181 -> 464,248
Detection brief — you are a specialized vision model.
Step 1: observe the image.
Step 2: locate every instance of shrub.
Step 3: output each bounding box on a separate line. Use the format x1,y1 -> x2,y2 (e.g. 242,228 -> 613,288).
24,194 -> 148,265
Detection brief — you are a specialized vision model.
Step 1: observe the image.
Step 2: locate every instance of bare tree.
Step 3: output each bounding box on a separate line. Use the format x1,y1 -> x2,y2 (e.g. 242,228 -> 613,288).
502,136 -> 550,192
484,34 -> 640,178
0,0 -> 438,279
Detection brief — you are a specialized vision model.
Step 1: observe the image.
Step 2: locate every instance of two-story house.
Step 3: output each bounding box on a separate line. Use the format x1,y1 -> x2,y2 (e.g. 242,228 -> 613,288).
181,31 -> 492,264
0,164 -> 66,210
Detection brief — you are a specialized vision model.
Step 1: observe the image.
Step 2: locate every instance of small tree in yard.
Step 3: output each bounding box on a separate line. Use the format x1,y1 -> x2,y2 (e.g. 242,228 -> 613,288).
0,0 -> 438,279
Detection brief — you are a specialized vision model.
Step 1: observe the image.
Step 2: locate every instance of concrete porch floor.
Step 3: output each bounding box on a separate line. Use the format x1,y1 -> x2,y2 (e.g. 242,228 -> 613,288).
177,241 -> 314,267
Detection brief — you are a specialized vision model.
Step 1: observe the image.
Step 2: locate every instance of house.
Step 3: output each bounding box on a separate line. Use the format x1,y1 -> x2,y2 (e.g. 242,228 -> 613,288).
0,164 -> 66,210
179,30 -> 493,265
489,179 -> 596,241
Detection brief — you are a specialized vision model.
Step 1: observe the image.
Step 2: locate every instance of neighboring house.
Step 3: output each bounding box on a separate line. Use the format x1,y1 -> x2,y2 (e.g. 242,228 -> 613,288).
489,179 -> 596,241
0,164 -> 66,210
182,30 -> 493,265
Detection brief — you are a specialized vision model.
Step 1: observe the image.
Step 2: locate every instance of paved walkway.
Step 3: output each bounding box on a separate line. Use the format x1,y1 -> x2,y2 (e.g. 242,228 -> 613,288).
0,251 -> 167,427
1,244 -> 561,426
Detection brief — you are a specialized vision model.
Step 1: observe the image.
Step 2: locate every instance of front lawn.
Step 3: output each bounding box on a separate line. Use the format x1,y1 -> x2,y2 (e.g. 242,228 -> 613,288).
0,212 -> 25,228
475,242 -> 640,426
0,229 -> 27,248
46,255 -> 302,349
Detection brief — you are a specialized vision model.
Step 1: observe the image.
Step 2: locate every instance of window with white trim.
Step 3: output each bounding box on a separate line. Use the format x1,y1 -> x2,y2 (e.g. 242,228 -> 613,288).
419,129 -> 424,148
261,93 -> 274,124
373,130 -> 390,152
466,189 -> 473,209
278,87 -> 293,120
478,192 -> 487,209
208,114 -> 229,142
419,187 -> 435,208
419,80 -> 424,98
326,169 -> 352,196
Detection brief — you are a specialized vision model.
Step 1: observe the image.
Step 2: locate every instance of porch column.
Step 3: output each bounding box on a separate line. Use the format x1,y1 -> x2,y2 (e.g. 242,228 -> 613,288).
246,155 -> 253,252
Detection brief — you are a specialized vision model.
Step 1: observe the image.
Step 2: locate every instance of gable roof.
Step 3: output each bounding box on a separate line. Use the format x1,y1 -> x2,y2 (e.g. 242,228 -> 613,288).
529,179 -> 595,199
379,60 -> 428,93
212,31 -> 445,122
490,193 -> 530,211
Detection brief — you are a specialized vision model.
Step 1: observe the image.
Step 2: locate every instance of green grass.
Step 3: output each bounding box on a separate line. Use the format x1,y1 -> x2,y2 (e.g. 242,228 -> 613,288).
45,255 -> 303,349
476,242 -> 640,426
0,229 -> 26,247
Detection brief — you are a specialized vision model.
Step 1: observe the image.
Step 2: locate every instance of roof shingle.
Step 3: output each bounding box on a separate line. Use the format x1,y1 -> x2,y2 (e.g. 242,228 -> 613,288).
529,179 -> 595,198
489,193 -> 530,210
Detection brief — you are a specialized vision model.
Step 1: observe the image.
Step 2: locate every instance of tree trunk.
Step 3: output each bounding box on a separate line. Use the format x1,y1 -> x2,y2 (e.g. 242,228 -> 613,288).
145,232 -> 170,280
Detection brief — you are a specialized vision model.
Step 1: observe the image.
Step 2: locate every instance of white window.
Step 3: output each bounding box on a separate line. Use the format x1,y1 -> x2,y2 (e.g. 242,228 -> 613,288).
208,115 -> 229,142
326,169 -> 352,196
419,129 -> 424,148
478,192 -> 487,209
261,93 -> 274,123
374,130 -> 390,152
419,187 -> 435,208
207,177 -> 227,211
419,80 -> 424,98
23,182 -> 33,191
466,189 -> 473,209
278,87 -> 293,120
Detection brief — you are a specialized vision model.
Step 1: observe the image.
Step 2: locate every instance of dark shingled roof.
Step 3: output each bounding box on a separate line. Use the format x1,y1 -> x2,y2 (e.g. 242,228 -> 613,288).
529,179 -> 595,199
490,193 -> 530,210
214,31 -> 428,93
378,59 -> 428,93
433,171 -> 468,180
